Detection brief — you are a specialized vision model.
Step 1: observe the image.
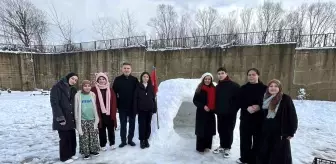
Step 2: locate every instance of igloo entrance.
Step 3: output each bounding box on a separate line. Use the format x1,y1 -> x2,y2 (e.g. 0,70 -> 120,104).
173,101 -> 196,138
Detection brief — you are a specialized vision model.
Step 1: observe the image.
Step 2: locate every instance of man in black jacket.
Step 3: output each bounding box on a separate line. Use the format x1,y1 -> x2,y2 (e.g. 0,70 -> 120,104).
213,67 -> 240,158
112,62 -> 139,148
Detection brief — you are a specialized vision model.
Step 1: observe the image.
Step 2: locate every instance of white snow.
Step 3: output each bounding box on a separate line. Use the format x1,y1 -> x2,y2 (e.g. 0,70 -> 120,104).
0,79 -> 336,164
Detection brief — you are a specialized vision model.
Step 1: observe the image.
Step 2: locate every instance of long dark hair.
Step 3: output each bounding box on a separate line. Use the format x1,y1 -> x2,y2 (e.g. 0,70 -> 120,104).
247,68 -> 262,83
140,72 -> 152,85
196,76 -> 215,93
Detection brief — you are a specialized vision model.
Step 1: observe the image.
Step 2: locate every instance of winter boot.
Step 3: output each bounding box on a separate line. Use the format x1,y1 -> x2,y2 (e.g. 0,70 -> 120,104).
128,140 -> 136,146
144,140 -> 150,148
140,140 -> 146,149
119,142 -> 127,148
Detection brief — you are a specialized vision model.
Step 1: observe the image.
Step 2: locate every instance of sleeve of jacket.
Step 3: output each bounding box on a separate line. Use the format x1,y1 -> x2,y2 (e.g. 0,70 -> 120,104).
285,95 -> 298,137
193,91 -> 205,109
232,83 -> 241,113
257,85 -> 267,109
112,77 -> 118,94
50,85 -> 65,122
133,86 -> 139,114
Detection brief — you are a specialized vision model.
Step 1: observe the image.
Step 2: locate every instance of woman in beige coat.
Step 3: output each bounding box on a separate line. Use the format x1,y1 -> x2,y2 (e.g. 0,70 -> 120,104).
74,80 -> 100,160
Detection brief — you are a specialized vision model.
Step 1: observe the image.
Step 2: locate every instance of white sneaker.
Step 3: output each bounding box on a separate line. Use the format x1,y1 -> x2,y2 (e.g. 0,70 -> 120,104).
223,149 -> 230,158
109,145 -> 116,150
236,158 -> 247,164
63,159 -> 74,163
212,147 -> 224,154
101,146 -> 107,151
71,156 -> 78,160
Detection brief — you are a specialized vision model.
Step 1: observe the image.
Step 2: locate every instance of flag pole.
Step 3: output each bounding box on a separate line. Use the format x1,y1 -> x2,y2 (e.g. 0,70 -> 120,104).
153,66 -> 159,129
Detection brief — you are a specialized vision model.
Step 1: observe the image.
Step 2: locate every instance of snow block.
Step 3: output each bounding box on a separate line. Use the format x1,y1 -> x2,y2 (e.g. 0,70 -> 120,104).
151,78 -> 216,143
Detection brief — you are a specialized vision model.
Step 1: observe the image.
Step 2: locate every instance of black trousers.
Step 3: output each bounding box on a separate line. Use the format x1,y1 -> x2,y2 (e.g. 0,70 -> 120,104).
240,120 -> 262,164
98,114 -> 115,147
217,113 -> 237,149
138,111 -> 153,140
196,135 -> 213,152
58,129 -> 76,162
119,110 -> 136,143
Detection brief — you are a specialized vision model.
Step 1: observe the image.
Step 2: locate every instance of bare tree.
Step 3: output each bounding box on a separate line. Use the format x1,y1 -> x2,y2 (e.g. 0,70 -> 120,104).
92,16 -> 116,40
284,4 -> 307,34
118,10 -> 138,38
49,3 -> 75,46
240,7 -> 254,33
219,11 -> 239,34
256,1 -> 284,43
239,7 -> 254,44
0,0 -> 48,47
177,12 -> 193,38
307,2 -> 336,46
195,7 -> 219,37
148,4 -> 178,39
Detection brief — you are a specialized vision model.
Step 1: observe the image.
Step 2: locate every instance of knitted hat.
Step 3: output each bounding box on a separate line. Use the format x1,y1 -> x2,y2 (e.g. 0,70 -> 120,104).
95,72 -> 109,83
200,72 -> 213,82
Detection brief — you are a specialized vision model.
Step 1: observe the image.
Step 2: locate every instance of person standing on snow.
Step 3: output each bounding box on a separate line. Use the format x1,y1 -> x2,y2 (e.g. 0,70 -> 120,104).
91,72 -> 117,151
237,68 -> 267,164
112,62 -> 139,147
257,79 -> 298,164
213,67 -> 240,158
193,72 -> 216,154
50,72 -> 79,163
133,72 -> 157,149
74,80 -> 100,160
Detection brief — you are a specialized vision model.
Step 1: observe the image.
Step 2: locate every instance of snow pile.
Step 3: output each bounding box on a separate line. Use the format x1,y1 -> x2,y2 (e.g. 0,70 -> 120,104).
151,78 -> 200,142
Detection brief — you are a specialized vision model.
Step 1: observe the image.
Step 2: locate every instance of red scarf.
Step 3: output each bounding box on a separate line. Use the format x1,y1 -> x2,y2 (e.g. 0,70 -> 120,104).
201,85 -> 216,110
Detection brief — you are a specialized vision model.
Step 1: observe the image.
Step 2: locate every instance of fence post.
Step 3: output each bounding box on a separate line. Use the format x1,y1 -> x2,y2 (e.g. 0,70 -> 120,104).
94,41 -> 97,50
324,34 -> 327,47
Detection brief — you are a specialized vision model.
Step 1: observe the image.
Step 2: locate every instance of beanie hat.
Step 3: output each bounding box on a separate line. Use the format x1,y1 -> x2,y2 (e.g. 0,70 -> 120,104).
200,72 -> 213,82
95,72 -> 109,83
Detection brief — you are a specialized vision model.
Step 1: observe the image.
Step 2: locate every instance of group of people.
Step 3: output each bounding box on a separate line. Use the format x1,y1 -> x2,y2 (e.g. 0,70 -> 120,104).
193,67 -> 298,164
50,63 -> 157,163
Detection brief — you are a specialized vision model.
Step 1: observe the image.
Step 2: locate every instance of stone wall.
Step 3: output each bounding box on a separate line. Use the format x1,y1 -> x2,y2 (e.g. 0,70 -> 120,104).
0,44 -> 335,100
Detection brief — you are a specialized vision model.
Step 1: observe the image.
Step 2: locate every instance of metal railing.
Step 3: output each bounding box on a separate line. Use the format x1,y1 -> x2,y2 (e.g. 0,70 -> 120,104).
1,29 -> 336,53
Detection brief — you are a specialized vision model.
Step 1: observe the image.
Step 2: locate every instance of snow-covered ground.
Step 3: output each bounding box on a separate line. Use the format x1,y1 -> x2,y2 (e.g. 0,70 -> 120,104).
0,79 -> 336,164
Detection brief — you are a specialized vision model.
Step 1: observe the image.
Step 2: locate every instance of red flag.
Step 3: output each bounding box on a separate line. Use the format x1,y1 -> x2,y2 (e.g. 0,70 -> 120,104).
151,67 -> 158,95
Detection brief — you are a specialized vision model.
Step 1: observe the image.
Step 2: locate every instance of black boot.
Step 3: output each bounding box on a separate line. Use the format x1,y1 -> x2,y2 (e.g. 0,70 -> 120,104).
140,140 -> 146,149
119,142 -> 127,148
128,140 -> 136,146
145,140 -> 150,148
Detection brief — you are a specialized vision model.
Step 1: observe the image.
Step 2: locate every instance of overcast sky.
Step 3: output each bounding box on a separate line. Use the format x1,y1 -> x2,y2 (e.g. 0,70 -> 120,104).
31,0 -> 330,44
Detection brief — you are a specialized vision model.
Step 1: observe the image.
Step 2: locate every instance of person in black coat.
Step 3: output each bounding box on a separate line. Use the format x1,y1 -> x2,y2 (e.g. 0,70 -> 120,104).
237,68 -> 267,164
257,79 -> 298,164
50,72 -> 79,163
112,62 -> 139,147
213,67 -> 240,158
193,72 -> 216,153
133,72 -> 157,149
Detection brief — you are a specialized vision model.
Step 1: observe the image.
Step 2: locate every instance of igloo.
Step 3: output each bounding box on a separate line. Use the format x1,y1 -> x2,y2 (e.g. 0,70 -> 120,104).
150,78 -> 216,142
